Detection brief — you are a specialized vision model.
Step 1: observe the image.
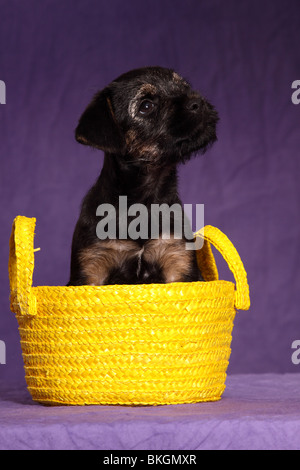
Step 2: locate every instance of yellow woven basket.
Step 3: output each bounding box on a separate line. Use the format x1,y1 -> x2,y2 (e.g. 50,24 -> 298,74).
9,216 -> 250,406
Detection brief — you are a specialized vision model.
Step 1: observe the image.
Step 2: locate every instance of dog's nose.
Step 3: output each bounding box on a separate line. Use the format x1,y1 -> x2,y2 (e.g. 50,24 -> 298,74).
186,96 -> 202,112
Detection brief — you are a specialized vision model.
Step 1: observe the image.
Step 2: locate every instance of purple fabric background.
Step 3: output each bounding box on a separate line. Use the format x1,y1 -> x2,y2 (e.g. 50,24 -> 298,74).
1,374 -> 300,450
1,0 -> 300,386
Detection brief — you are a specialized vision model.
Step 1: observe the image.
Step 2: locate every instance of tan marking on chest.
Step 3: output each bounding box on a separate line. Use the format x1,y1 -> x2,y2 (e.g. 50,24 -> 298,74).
143,235 -> 192,283
79,239 -> 141,285
79,236 -> 192,285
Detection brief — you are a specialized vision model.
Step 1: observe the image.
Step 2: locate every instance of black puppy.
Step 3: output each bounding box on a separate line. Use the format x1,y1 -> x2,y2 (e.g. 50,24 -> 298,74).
68,67 -> 218,286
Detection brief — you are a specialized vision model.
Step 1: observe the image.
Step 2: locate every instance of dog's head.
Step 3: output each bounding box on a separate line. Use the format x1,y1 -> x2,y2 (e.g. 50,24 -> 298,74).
75,66 -> 218,167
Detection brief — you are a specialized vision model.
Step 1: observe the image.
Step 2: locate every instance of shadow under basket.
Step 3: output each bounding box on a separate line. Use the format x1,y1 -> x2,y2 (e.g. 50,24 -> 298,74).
9,216 -> 250,406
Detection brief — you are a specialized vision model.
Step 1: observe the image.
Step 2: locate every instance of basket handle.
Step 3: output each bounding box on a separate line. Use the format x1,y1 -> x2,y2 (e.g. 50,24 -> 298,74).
195,225 -> 250,311
9,216 -> 37,316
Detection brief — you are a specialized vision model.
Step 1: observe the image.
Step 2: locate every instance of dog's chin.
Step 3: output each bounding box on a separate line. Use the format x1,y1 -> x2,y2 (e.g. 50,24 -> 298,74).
133,132 -> 217,169
121,123 -> 217,170
174,127 -> 217,163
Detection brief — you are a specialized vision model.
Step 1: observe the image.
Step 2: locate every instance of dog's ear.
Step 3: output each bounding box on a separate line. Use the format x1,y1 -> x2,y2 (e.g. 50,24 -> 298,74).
75,88 -> 126,154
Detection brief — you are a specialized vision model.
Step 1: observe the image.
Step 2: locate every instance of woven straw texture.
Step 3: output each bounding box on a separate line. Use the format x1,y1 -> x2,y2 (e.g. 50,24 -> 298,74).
9,216 -> 250,406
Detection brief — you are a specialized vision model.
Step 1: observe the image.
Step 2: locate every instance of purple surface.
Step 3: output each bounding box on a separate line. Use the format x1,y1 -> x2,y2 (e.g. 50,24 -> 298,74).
1,1 -> 300,382
0,374 -> 299,450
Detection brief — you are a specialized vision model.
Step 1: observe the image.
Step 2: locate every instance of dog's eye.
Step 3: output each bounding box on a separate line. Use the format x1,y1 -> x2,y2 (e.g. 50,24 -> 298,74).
138,100 -> 155,115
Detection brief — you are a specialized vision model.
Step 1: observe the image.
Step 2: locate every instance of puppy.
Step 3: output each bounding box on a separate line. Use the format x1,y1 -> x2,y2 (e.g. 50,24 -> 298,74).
68,67 -> 218,286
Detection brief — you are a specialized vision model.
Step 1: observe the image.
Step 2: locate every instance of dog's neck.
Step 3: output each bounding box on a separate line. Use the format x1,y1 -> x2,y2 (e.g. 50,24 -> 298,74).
98,153 -> 181,206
